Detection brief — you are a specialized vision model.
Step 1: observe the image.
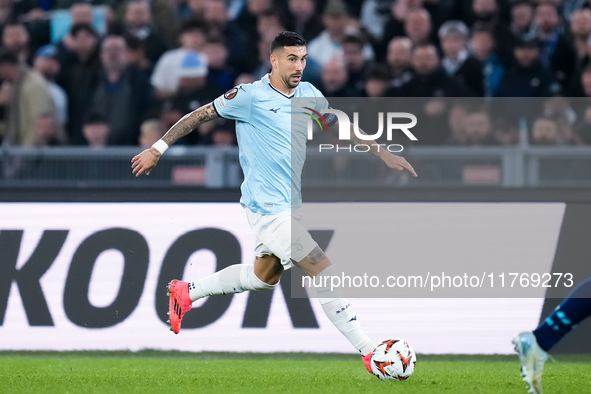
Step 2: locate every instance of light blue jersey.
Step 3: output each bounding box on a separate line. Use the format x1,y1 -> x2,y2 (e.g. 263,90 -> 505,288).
213,73 -> 330,215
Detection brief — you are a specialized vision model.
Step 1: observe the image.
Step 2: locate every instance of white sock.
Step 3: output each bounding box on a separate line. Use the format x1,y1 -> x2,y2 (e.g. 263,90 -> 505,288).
315,267 -> 375,356
188,264 -> 275,301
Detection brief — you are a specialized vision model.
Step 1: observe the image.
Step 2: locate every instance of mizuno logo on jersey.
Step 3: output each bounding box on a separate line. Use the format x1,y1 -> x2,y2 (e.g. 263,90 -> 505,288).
269,108 -> 280,113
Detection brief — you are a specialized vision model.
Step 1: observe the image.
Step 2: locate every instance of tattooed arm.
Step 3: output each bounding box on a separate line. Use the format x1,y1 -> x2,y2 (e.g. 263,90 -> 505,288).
131,102 -> 219,177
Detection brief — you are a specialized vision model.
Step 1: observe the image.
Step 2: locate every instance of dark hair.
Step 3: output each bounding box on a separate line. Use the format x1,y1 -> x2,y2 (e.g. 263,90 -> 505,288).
124,34 -> 144,50
471,22 -> 495,36
270,31 -> 306,54
83,112 -> 109,126
366,65 -> 391,81
206,34 -> 226,46
71,22 -> 98,38
180,19 -> 207,35
0,50 -> 19,66
511,0 -> 533,9
342,34 -> 365,48
3,21 -> 27,30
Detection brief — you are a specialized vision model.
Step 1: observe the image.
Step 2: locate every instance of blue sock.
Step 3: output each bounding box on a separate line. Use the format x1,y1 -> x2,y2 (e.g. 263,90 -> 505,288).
533,277 -> 591,351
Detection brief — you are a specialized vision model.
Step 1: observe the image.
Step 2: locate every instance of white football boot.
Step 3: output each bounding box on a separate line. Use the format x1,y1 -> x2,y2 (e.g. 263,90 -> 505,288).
512,332 -> 548,394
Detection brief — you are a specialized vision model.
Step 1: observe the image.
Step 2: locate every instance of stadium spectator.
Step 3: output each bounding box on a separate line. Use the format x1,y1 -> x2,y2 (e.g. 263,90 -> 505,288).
307,0 -> 374,67
203,0 -> 250,74
493,122 -> 520,146
139,118 -> 165,148
161,51 -> 221,144
33,45 -> 68,127
159,101 -> 184,132
358,0 -> 390,46
467,0 -> 500,27
57,23 -> 101,145
0,50 -> 57,146
252,35 -> 273,79
379,0 -> 453,53
496,37 -> 557,97
570,64 -> 591,96
461,108 -> 495,146
533,2 -> 576,90
287,0 -> 323,42
70,2 -> 94,24
319,60 -> 355,97
307,0 -> 350,66
403,8 -> 433,47
439,20 -> 485,96
386,37 -> 413,88
530,116 -> 561,145
233,0 -> 274,64
148,0 -> 181,47
399,44 -> 468,98
150,20 -> 207,100
363,65 -> 392,97
34,113 -> 67,146
125,34 -> 152,77
541,97 -> 581,144
2,22 -> 31,64
82,111 -> 111,147
574,106 -> 591,144
204,36 -> 235,92
58,2 -> 95,53
379,0 -> 414,52
0,0 -> 14,26
86,35 -> 154,145
510,1 -> 535,37
177,0 -> 206,20
120,0 -> 169,64
468,0 -> 514,67
342,34 -> 371,95
446,100 -> 469,145
570,9 -> 591,61
257,10 -> 286,41
210,121 -> 237,146
470,23 -> 505,97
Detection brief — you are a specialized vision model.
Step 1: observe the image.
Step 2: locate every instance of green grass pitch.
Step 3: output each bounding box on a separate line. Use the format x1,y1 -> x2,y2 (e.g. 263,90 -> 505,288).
0,352 -> 590,393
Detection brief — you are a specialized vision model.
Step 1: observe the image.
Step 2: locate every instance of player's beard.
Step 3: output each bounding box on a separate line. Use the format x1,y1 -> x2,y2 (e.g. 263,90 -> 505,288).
284,73 -> 302,89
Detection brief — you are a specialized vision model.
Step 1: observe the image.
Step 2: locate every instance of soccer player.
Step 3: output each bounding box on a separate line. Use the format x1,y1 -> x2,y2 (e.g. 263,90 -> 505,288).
513,277 -> 591,393
131,31 -> 417,372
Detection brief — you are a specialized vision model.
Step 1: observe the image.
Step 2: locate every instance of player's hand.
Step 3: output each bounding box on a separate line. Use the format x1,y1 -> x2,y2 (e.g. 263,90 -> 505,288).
382,153 -> 418,177
131,148 -> 161,177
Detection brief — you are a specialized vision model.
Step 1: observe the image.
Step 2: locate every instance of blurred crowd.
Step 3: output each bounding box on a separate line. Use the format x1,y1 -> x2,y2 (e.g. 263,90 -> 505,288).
1,0 -> 591,147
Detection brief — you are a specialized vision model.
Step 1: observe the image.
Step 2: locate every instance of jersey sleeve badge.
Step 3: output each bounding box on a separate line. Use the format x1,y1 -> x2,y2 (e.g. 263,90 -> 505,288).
224,87 -> 239,100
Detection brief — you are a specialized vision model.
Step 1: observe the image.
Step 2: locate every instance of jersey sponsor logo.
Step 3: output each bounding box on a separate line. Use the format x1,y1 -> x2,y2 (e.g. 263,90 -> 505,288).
268,108 -> 280,113
224,87 -> 239,100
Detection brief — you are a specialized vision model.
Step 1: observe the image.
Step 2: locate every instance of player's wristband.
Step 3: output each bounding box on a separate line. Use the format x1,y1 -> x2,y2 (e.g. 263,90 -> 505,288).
151,140 -> 169,155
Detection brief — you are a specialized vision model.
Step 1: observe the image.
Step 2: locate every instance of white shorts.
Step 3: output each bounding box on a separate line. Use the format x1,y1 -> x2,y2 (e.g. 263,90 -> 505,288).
244,207 -> 318,269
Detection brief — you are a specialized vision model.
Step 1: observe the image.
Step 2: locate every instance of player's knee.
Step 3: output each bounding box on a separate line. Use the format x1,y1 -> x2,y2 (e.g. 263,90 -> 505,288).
265,258 -> 283,285
273,256 -> 284,276
254,255 -> 283,285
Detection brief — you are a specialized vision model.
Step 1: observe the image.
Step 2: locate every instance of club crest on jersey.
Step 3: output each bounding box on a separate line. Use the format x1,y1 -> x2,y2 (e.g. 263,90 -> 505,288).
224,87 -> 239,100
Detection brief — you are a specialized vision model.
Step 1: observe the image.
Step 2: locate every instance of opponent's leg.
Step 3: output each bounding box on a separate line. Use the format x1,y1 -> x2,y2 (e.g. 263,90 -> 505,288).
513,277 -> 591,393
167,256 -> 281,334
297,247 -> 375,372
533,277 -> 591,351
